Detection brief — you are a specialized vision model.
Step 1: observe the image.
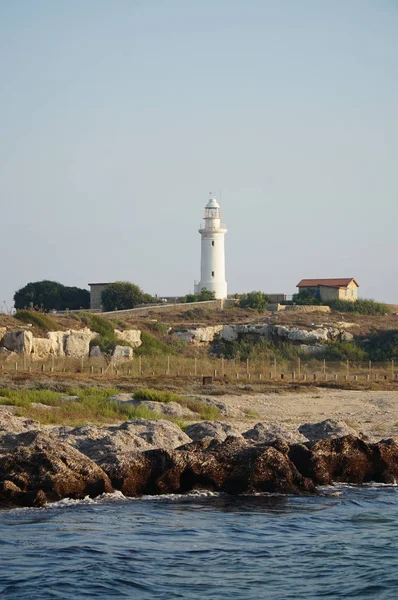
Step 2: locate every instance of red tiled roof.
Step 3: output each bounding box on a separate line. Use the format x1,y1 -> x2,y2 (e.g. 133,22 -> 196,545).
296,278 -> 359,288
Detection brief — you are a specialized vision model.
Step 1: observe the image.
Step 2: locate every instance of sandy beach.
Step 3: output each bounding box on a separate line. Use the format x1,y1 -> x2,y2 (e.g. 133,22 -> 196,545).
214,388 -> 398,440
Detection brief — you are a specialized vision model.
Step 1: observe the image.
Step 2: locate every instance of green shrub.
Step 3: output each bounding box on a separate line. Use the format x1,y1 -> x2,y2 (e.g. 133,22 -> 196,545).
362,330 -> 398,361
14,310 -> 62,332
135,331 -> 176,356
181,288 -> 216,303
319,341 -> 367,362
239,291 -> 269,311
101,281 -> 152,312
326,298 -> 390,315
134,388 -> 182,403
134,388 -> 221,420
212,339 -> 303,361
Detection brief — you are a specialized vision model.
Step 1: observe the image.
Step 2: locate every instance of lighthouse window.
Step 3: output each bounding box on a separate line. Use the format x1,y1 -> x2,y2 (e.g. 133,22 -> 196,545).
212,271 -> 215,277
212,241 -> 215,246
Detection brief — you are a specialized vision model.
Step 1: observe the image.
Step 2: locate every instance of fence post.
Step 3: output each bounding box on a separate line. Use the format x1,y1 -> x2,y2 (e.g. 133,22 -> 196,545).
392,359 -> 394,380
346,360 -> 350,380
274,358 -> 277,379
194,357 -> 197,376
167,355 -> 170,375
246,358 -> 249,375
298,358 -> 301,381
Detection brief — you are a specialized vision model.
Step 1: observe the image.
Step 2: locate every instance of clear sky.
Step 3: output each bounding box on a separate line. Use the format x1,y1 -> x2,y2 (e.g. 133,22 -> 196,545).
1,0 -> 397,310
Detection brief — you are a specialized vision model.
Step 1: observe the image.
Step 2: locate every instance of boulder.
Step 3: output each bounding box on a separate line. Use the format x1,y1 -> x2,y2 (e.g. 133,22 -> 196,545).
89,345 -> 102,357
125,400 -> 196,418
299,344 -> 324,354
113,345 -> 133,360
114,329 -> 142,348
340,331 -> 354,342
0,407 -> 40,434
0,348 -> 18,362
0,327 -> 6,344
32,337 -> 54,359
186,395 -> 245,418
220,325 -> 239,342
299,419 -> 357,442
1,330 -> 33,354
242,422 -> 302,444
0,429 -> 112,507
64,329 -> 97,358
185,421 -> 242,443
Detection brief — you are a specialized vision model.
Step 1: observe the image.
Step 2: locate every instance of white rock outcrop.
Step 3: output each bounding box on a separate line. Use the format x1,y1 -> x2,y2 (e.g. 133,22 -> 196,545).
114,329 -> 142,348
32,337 -> 54,359
174,325 -> 223,345
46,331 -> 68,356
64,329 -> 97,358
0,328 -> 6,344
1,330 -> 33,354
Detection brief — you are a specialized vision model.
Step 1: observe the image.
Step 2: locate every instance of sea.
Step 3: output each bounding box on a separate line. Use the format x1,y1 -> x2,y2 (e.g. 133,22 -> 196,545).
1,486 -> 398,600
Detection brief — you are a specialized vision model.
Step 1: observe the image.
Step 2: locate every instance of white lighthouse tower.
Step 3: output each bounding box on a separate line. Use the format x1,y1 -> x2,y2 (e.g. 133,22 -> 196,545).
195,194 -> 227,299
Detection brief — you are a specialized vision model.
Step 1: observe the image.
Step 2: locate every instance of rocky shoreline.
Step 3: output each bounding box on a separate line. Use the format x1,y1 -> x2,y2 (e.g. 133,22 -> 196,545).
1,408 -> 398,509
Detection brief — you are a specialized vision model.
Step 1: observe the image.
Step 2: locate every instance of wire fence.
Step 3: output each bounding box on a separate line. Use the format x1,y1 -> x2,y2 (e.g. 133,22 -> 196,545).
0,354 -> 397,383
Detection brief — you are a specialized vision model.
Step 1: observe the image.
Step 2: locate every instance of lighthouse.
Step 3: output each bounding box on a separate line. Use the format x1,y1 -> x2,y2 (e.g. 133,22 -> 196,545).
195,194 -> 227,299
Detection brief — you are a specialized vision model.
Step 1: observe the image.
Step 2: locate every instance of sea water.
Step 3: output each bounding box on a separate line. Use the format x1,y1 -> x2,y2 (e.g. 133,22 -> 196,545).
1,486 -> 398,599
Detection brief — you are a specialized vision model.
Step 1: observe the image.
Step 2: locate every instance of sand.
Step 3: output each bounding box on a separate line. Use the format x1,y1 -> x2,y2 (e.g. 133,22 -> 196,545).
211,389 -> 398,439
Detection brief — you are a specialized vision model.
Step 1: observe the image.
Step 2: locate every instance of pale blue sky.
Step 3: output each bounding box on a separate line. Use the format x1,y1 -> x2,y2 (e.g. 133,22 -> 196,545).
1,0 -> 397,310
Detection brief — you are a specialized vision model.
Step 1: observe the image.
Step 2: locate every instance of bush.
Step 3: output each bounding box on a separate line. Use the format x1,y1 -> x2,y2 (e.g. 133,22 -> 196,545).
101,282 -> 153,312
239,291 -> 269,311
14,310 -> 62,332
81,313 -> 130,355
362,330 -> 398,361
319,341 -> 367,362
135,331 -> 176,356
14,280 -> 89,311
181,288 -> 216,303
294,290 -> 321,305
212,338 -> 303,361
326,298 -> 391,315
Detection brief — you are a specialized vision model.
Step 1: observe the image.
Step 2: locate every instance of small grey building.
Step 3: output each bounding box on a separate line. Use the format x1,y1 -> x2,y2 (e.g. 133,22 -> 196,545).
88,283 -> 110,310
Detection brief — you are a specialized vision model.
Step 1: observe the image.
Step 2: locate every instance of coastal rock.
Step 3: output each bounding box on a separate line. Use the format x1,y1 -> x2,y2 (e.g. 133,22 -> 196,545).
106,437 -> 316,497
114,329 -> 142,348
299,419 -> 357,442
113,345 -> 134,360
1,330 -> 33,354
54,419 -> 191,464
0,327 -> 6,343
185,421 -> 243,442
242,422 -> 301,444
32,337 -> 54,359
0,430 -> 112,507
64,329 -> 97,358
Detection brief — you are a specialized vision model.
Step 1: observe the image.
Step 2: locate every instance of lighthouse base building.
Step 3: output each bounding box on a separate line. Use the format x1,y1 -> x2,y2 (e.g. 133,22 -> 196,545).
195,195 -> 227,300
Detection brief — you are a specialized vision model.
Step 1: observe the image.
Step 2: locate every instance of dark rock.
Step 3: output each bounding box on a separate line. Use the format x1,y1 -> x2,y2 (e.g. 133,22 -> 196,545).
102,436 -> 315,496
243,422 -> 302,444
0,430 -> 113,507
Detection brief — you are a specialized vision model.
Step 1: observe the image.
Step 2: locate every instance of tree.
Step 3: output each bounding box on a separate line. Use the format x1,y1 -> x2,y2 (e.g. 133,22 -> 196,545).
239,291 -> 269,312
14,280 -> 90,311
101,281 -> 152,311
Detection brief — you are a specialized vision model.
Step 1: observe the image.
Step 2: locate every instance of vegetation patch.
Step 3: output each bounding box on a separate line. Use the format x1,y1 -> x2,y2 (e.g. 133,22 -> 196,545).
14,310 -> 62,333
134,387 -> 221,420
135,331 -> 176,356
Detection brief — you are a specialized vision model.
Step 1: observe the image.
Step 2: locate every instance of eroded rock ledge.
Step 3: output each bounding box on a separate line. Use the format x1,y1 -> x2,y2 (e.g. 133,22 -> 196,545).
1,413 -> 398,508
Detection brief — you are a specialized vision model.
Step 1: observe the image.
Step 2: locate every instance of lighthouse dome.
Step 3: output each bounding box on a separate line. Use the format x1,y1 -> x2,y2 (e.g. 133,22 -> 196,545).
205,197 -> 220,209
